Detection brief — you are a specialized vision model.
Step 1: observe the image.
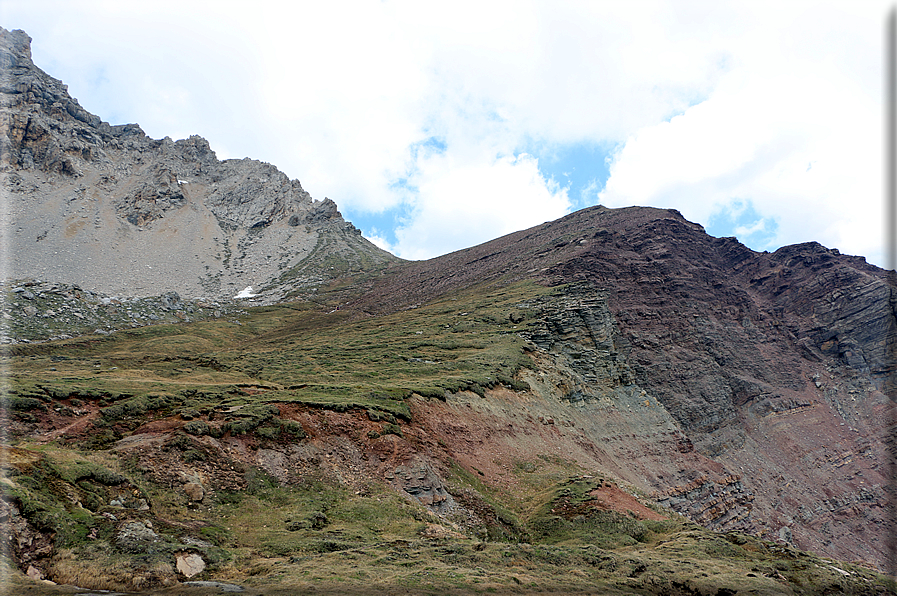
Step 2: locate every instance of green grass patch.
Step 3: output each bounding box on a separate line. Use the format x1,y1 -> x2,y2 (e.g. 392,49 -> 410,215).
7,281 -> 551,450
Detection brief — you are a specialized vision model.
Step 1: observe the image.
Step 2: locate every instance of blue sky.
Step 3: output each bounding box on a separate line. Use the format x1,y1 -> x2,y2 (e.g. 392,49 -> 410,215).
531,141 -> 616,212
353,139 -> 614,252
1,1 -> 888,265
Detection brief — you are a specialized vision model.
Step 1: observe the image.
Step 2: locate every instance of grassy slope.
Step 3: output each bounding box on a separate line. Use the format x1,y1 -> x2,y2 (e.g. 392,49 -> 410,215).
3,281 -> 895,594
9,281 -> 546,419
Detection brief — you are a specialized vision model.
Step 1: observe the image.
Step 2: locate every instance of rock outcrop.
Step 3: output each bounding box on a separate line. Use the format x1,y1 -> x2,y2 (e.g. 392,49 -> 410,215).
348,205 -> 896,569
530,208 -> 894,566
0,27 -> 396,302
1,278 -> 245,343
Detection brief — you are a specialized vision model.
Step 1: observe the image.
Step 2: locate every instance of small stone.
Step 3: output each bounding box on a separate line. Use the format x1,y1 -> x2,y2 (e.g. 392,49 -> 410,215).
160,291 -> 182,310
26,565 -> 43,581
181,536 -> 213,548
184,482 -> 204,502
176,552 -> 206,578
116,521 -> 159,553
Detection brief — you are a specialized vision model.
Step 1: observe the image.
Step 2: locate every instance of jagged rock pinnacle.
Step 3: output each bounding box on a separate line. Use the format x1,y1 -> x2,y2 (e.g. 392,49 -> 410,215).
0,26 -> 396,301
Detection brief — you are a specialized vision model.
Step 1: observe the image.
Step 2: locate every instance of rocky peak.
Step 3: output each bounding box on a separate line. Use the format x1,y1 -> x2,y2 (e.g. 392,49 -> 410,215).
0,26 -> 397,301
0,28 -> 33,64
0,28 -> 142,148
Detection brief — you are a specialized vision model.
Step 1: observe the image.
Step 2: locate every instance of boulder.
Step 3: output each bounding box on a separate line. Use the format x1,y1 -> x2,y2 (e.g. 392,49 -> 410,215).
176,552 -> 205,578
26,564 -> 43,581
116,521 -> 159,553
160,291 -> 182,310
183,482 -> 204,502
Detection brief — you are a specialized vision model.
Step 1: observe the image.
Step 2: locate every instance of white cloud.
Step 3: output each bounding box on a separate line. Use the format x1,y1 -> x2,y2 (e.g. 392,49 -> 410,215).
1,0 -> 891,265
734,218 -> 772,241
598,2 -> 886,264
394,152 -> 570,260
363,229 -> 396,255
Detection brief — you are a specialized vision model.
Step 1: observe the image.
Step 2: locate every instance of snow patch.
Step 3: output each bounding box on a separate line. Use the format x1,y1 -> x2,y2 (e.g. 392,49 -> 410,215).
234,286 -> 256,299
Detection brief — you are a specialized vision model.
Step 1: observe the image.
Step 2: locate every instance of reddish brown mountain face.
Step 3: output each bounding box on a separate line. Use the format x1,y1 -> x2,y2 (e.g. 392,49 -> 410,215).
550,208 -> 893,566
354,205 -> 896,569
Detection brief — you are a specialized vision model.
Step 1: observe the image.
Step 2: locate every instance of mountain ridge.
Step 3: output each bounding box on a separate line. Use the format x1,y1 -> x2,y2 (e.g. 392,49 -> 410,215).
345,203 -> 895,566
1,26 -> 896,595
0,27 -> 397,303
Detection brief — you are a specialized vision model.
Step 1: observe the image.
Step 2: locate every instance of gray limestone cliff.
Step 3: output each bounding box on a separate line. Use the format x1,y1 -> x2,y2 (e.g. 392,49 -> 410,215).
0,27 -> 397,301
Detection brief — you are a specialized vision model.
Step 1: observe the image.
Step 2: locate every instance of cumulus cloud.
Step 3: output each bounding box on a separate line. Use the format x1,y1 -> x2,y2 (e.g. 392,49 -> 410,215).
2,0 -> 890,264
393,152 -> 571,260
363,229 -> 397,254
597,2 -> 885,264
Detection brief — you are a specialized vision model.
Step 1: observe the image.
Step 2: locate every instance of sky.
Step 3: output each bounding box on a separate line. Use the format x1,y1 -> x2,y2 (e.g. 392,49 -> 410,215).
1,1 -> 890,265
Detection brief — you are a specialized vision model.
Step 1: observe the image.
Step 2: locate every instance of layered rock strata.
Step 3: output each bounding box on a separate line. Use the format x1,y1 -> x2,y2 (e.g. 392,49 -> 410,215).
350,206 -> 896,569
